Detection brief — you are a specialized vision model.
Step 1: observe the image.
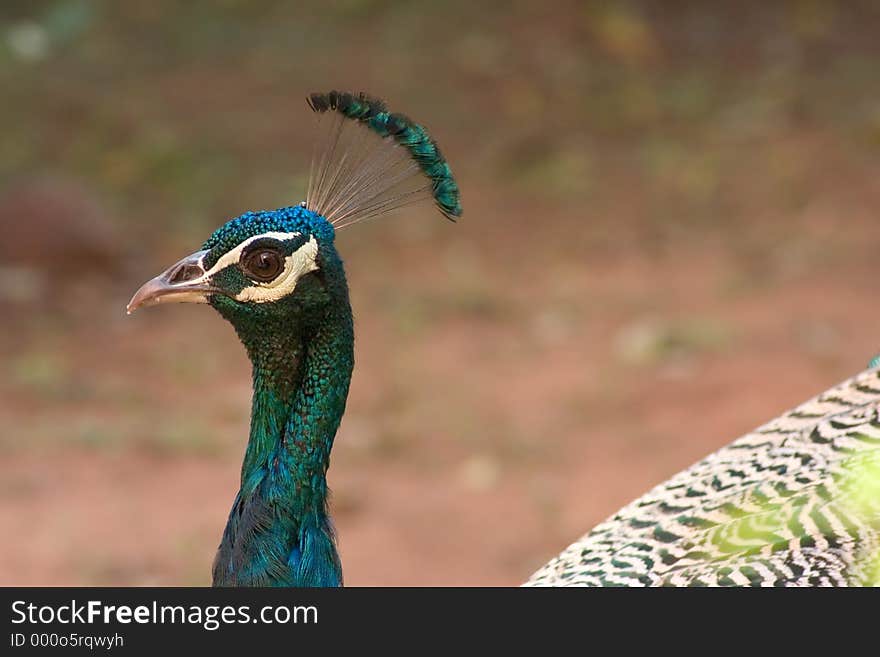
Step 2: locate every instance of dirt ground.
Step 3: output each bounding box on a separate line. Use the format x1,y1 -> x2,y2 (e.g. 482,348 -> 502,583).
4,201 -> 880,585
2,3 -> 880,585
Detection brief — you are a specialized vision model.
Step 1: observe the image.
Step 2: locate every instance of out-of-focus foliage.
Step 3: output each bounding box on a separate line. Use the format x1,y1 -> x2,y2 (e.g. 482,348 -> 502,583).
4,0 -> 880,248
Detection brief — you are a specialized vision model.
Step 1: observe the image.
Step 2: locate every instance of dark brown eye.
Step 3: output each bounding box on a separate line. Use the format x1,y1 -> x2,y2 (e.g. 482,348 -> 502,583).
241,249 -> 284,282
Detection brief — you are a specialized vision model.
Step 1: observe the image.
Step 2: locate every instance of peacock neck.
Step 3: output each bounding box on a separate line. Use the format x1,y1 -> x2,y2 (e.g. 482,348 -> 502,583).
213,297 -> 354,587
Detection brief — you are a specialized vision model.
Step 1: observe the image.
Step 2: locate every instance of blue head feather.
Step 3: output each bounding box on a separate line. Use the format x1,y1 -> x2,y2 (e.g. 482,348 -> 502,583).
202,204 -> 335,263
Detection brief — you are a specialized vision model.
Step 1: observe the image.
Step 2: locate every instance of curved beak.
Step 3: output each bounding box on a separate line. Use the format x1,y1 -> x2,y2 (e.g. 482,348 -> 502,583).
126,249 -> 216,314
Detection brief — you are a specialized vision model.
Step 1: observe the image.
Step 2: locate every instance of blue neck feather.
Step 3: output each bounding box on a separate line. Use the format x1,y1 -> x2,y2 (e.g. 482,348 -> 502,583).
212,250 -> 354,587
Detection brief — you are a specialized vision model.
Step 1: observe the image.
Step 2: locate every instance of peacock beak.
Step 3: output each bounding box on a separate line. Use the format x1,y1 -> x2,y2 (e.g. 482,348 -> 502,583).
126,249 -> 216,314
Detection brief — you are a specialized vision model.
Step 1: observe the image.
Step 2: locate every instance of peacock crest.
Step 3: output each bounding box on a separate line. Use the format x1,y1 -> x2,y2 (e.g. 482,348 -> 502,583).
127,91 -> 461,587
305,90 -> 461,228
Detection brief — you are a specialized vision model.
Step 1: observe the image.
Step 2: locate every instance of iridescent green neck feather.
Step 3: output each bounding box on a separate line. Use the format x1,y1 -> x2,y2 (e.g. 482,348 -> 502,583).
209,208 -> 353,587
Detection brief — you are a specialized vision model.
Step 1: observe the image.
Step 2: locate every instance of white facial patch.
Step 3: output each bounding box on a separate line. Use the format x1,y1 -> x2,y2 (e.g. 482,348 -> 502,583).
193,231 -> 320,304
234,234 -> 319,303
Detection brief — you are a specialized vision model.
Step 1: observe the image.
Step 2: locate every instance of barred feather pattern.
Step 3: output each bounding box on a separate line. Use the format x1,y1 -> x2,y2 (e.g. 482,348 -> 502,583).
525,368 -> 880,587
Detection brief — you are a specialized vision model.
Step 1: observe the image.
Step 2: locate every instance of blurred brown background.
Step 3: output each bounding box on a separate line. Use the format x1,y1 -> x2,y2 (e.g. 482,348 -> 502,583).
2,1 -> 880,585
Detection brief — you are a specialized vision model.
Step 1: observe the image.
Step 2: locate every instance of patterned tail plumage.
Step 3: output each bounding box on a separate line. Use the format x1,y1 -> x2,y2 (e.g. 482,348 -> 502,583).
526,368 -> 880,587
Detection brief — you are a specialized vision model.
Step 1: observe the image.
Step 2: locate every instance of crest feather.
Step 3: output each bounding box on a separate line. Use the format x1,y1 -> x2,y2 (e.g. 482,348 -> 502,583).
305,91 -> 462,228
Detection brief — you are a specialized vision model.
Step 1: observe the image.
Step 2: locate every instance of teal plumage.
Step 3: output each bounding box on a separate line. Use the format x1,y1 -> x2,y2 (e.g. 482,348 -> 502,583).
208,206 -> 352,586
127,92 -> 461,587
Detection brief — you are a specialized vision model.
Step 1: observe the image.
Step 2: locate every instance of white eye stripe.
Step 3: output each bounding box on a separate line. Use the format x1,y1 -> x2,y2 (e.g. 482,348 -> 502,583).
204,231 -> 304,279
179,231 -> 320,304
233,236 -> 319,303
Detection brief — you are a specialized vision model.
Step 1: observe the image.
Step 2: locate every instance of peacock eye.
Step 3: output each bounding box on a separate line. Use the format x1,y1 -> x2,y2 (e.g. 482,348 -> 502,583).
241,248 -> 284,282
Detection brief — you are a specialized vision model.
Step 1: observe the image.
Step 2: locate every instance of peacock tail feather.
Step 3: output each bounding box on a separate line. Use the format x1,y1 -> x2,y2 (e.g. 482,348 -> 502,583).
525,368 -> 880,587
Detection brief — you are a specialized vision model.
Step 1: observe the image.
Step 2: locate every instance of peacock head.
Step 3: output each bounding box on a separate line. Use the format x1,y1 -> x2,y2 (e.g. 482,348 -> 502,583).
127,205 -> 344,338
127,91 -> 461,344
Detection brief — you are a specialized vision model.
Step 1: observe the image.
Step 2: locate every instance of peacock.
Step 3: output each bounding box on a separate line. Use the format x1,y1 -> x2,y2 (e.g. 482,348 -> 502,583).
127,91 -> 461,587
526,367 -> 880,586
